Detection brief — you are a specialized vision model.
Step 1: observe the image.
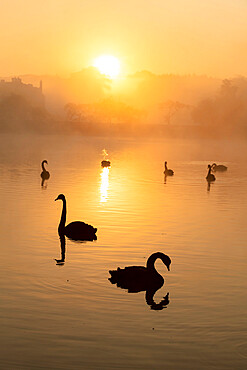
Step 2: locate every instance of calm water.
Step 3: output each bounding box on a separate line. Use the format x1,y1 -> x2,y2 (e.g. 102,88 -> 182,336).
0,133 -> 247,369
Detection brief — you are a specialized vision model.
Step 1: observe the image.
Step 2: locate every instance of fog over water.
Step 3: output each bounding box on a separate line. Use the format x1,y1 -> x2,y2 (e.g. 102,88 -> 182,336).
0,133 -> 247,369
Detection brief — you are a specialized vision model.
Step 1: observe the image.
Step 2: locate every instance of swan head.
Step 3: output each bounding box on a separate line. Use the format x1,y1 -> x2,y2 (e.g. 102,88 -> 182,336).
42,160 -> 48,165
55,194 -> 65,202
161,253 -> 171,271
147,252 -> 171,271
208,164 -> 211,169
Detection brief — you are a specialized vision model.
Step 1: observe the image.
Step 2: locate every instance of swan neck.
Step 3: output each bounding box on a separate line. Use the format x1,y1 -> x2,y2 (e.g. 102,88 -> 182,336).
59,198 -> 67,231
164,162 -> 167,170
42,161 -> 46,171
146,254 -> 159,272
207,166 -> 211,176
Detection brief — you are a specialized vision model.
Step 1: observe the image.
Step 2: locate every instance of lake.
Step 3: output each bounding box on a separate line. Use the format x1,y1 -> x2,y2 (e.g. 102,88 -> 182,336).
0,133 -> 247,369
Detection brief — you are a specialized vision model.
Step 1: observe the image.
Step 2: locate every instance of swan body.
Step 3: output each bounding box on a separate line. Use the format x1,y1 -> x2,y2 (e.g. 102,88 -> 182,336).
109,252 -> 171,293
40,160 -> 50,180
55,194 -> 97,241
101,160 -> 111,167
164,161 -> 174,176
211,163 -> 227,172
206,164 -> 216,182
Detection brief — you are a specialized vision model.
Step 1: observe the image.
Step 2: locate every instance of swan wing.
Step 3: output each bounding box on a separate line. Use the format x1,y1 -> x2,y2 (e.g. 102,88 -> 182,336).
65,221 -> 97,241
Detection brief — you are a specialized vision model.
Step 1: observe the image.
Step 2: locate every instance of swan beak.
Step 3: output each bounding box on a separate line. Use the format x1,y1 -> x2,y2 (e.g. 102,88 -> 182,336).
55,197 -> 58,201
167,265 -> 170,271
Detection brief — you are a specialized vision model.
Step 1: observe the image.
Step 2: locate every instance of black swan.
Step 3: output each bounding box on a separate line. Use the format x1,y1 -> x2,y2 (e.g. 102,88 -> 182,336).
206,164 -> 216,182
40,160 -> 50,180
101,160 -> 111,167
55,194 -> 97,241
109,252 -> 171,292
109,252 -> 171,310
164,161 -> 174,176
211,163 -> 227,172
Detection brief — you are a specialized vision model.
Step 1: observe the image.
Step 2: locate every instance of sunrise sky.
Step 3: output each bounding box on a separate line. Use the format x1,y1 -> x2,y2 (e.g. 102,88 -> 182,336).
1,0 -> 247,77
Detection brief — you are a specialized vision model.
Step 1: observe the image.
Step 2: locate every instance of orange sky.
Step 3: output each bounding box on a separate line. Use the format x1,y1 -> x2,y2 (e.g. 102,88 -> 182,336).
1,0 -> 247,77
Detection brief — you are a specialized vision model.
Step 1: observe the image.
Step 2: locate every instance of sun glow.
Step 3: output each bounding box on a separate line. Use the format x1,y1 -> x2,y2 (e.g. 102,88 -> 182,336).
93,55 -> 120,79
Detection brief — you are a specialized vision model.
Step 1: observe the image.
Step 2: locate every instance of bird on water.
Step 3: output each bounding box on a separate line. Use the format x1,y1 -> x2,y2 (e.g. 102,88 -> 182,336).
164,161 -> 174,176
41,160 -> 50,180
55,194 -> 97,241
109,252 -> 171,310
206,164 -> 216,182
109,252 -> 171,292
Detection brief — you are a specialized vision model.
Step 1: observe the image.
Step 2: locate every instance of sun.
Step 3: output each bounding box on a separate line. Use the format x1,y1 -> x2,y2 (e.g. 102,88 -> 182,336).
93,55 -> 120,79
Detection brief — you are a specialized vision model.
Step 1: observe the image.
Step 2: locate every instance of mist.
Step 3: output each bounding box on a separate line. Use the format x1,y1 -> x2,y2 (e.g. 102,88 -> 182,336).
1,69 -> 247,138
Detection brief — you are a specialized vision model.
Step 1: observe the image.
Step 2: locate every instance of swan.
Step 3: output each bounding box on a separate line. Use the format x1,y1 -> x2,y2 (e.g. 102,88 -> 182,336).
109,252 -> 171,292
206,164 -> 216,182
101,160 -> 111,167
164,161 -> 174,176
55,194 -> 97,241
40,160 -> 50,180
211,163 -> 227,172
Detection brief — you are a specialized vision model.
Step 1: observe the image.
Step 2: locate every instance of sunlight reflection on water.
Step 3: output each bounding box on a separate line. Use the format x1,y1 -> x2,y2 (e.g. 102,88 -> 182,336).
100,167 -> 110,203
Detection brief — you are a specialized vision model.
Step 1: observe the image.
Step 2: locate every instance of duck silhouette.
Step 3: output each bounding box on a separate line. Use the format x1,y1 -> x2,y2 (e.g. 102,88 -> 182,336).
55,194 -> 97,241
101,160 -> 111,167
109,252 -> 171,310
211,163 -> 227,172
101,149 -> 111,167
164,161 -> 174,176
206,164 -> 216,182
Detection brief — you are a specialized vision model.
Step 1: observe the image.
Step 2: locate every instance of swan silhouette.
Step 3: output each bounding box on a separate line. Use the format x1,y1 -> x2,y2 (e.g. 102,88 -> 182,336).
55,194 -> 97,241
101,160 -> 111,167
206,164 -> 216,182
211,163 -> 227,172
109,252 -> 171,291
41,160 -> 50,180
164,161 -> 174,176
109,252 -> 171,310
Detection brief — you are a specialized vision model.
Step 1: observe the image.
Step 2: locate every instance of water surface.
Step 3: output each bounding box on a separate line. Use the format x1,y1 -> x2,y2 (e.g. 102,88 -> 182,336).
0,134 -> 247,369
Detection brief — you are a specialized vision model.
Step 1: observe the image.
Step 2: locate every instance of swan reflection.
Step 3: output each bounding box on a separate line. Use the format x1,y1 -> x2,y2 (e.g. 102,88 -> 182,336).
146,289 -> 170,310
100,167 -> 110,203
55,233 -> 66,266
109,252 -> 171,310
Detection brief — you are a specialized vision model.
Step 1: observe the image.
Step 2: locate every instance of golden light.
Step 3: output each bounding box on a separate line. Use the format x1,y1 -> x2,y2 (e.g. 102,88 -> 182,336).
93,55 -> 120,79
100,167 -> 110,203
